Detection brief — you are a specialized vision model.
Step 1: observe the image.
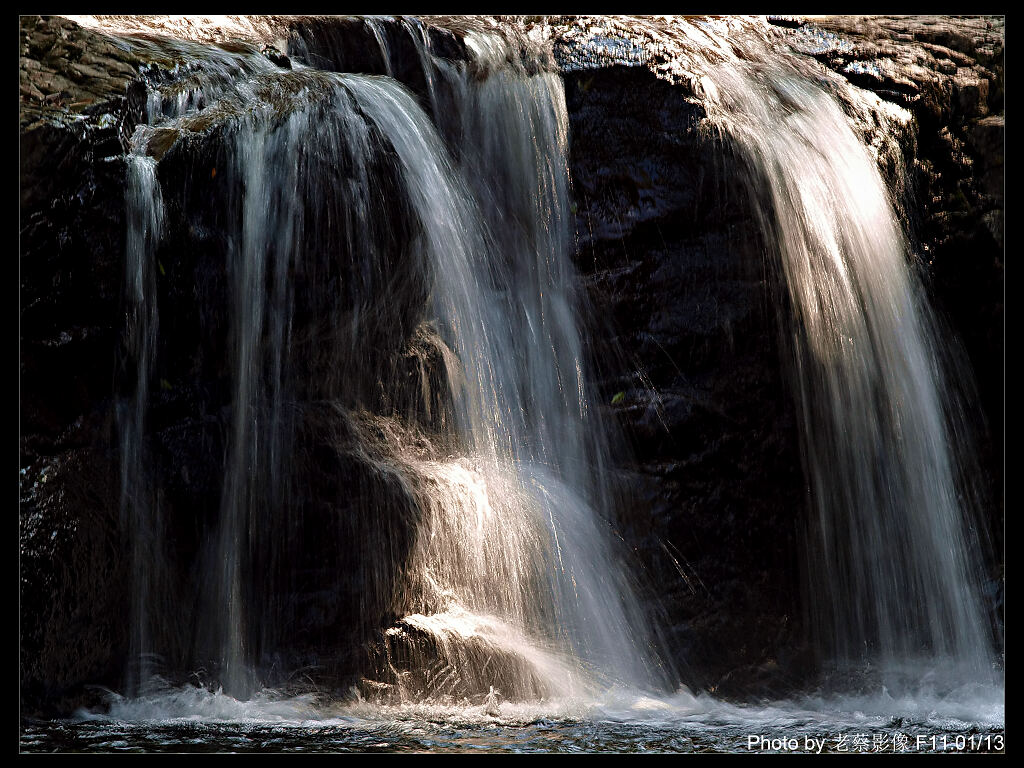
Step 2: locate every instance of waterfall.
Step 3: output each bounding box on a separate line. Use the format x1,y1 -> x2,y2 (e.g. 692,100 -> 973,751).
318,38 -> 668,700
693,30 -> 997,688
108,14 -> 996,710
113,20 -> 667,702
198,70 -> 431,697
120,151 -> 164,694
119,45 -> 288,697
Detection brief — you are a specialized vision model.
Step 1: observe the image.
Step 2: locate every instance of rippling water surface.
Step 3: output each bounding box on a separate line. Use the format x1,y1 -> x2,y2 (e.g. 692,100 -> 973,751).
21,683 -> 1004,753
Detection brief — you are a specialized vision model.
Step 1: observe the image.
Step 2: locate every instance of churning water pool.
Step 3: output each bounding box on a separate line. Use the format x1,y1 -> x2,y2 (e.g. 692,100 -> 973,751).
20,684 -> 1004,753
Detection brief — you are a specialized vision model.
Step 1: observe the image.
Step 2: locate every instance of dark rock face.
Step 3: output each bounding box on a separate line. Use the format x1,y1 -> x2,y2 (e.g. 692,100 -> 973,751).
20,15 -> 1003,714
564,64 -> 809,696
243,404 -> 422,691
20,447 -> 128,717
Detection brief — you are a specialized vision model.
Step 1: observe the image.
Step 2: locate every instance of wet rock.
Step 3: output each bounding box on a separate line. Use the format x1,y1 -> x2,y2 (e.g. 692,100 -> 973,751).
20,15 -> 173,132
968,114 -> 1004,212
19,448 -> 129,717
237,404 -> 423,692
564,61 -> 807,696
953,68 -> 989,118
261,44 -> 291,69
367,617 -> 550,703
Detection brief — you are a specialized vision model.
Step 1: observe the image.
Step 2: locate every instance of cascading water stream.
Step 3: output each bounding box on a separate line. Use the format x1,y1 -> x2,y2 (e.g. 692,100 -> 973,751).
330,41 -> 668,700
120,151 -> 164,695
112,21 -> 668,703
690,30 -> 997,690
199,70 -> 421,697
119,44 -> 266,686
118,42 -> 304,697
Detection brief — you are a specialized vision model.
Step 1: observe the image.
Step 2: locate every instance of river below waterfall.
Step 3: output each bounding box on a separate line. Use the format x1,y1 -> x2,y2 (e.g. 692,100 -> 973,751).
21,683 -> 1006,753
